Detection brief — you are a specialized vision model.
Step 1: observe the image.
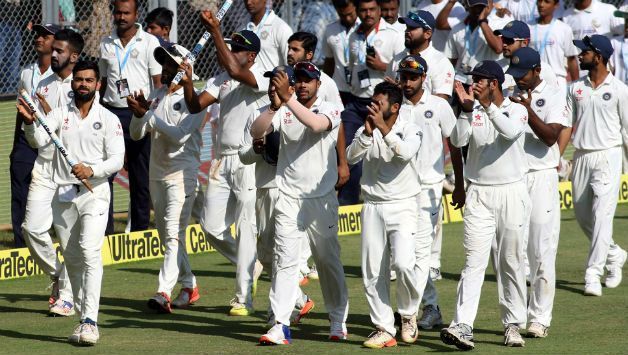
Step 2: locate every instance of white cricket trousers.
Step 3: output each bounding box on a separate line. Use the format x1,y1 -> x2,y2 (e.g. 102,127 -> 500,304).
417,182 -> 443,308
200,155 -> 257,306
524,169 -> 560,327
151,178 -> 198,297
362,198 -> 422,336
270,191 -> 349,326
572,147 -> 626,283
23,158 -> 72,301
53,182 -> 110,322
452,181 -> 530,329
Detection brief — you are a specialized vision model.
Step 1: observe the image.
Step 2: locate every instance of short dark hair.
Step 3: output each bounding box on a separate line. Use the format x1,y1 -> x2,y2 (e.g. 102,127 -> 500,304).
377,0 -> 399,4
114,0 -> 138,11
332,0 -> 355,8
355,0 -> 378,7
288,32 -> 318,54
73,60 -> 100,79
54,29 -> 85,55
373,81 -> 402,107
146,7 -> 173,27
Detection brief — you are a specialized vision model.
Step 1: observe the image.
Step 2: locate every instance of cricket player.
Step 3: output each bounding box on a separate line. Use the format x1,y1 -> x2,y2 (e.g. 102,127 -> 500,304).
20,60 -> 125,345
182,11 -> 268,316
565,35 -> 628,296
440,60 -> 530,350
395,55 -> 465,330
22,28 -> 85,317
251,63 -> 349,345
507,47 -> 569,338
128,42 -> 205,313
346,81 -> 422,348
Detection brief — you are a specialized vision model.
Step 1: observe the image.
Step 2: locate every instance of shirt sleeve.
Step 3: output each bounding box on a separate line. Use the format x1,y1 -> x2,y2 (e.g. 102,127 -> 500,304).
90,112 -> 124,179
346,126 -> 371,165
149,108 -> 205,145
544,91 -> 570,127
438,100 -> 458,137
203,73 -> 226,102
238,111 -> 263,165
617,82 -> 628,134
486,102 -> 527,140
146,35 -> 163,76
431,60 -> 455,97
252,66 -> 270,93
450,111 -> 473,147
444,27 -> 459,60
566,83 -> 577,127
24,107 -> 62,148
383,122 -> 422,162
563,23 -> 579,57
318,102 -> 342,130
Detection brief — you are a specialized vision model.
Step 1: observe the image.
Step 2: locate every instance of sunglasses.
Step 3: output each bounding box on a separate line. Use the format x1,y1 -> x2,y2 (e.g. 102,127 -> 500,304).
294,61 -> 321,74
231,32 -> 252,46
406,12 -> 431,30
501,37 -> 526,45
399,58 -> 425,73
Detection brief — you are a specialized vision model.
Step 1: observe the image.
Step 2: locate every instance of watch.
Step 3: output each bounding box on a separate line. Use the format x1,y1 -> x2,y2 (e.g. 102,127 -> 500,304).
478,18 -> 488,25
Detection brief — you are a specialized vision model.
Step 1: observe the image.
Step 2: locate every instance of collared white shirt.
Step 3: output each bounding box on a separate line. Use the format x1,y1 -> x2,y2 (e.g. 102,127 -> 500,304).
413,0 -> 466,52
323,19 -> 361,93
567,72 -> 628,150
204,63 -> 269,156
528,19 -> 579,81
563,0 -> 623,40
271,97 -> 342,198
242,10 -> 293,73
239,105 -> 277,189
610,36 -> 628,84
445,11 -> 513,85
130,86 -> 204,181
99,24 -> 162,108
348,18 -> 406,98
25,99 -> 124,186
391,20 -> 406,33
389,43 -> 455,97
320,71 -> 344,109
523,80 -> 570,171
496,0 -> 538,22
33,73 -> 74,161
503,62 -> 559,97
18,62 -> 53,96
401,91 -> 456,184
346,115 -> 422,202
450,98 -> 528,184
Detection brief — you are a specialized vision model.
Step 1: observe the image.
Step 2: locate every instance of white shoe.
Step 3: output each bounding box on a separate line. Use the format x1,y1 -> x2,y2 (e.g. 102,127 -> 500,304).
418,305 -> 442,329
441,323 -> 474,350
584,281 -> 602,296
259,323 -> 291,345
390,270 -> 397,281
526,322 -> 549,338
363,329 -> 397,348
605,249 -> 627,288
68,323 -> 83,343
504,324 -> 525,347
49,299 -> 75,317
401,314 -> 418,343
307,265 -> 319,280
430,267 -> 442,281
79,323 -> 99,345
329,321 -> 347,341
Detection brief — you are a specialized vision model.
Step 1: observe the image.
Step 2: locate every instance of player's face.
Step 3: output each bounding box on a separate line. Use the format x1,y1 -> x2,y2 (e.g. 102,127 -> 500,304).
33,31 -> 54,55
294,74 -> 320,104
471,76 -> 494,95
232,49 -> 255,66
113,1 -> 138,32
399,72 -> 425,99
358,1 -> 381,29
577,49 -> 597,70
513,68 -> 538,91
160,60 -> 179,85
537,0 -> 559,17
501,37 -> 527,58
335,3 -> 358,28
243,0 -> 266,15
72,69 -> 100,102
287,41 -> 312,66
371,93 -> 395,120
405,26 -> 429,49
146,23 -> 169,41
51,40 -> 77,73
379,0 -> 400,25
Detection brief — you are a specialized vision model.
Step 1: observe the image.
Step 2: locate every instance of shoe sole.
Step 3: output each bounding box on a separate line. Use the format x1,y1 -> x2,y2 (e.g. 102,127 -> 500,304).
329,334 -> 347,341
505,341 -> 525,347
147,299 -> 172,313
440,329 -> 474,351
78,339 -> 97,346
363,338 -> 397,348
259,336 -> 290,345
49,310 -> 76,317
526,331 -> 547,338
605,252 -> 626,288
229,308 -> 254,316
583,290 -> 602,296
293,301 -> 315,324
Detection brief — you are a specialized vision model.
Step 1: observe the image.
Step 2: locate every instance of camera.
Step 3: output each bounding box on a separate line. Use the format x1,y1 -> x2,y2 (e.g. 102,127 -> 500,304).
366,45 -> 376,57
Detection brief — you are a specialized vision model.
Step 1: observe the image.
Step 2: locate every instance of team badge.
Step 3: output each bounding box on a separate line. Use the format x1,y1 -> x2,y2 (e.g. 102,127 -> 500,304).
505,22 -> 513,28
261,31 -> 269,40
173,102 -> 181,111
424,110 -> 433,118
374,39 -> 382,47
603,93 -> 611,101
93,122 -> 102,130
512,56 -> 520,64
131,49 -> 139,58
536,98 -> 545,107
68,91 -> 74,98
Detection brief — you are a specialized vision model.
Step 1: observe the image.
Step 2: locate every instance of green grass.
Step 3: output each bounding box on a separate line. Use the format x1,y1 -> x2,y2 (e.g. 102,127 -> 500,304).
0,206 -> 626,354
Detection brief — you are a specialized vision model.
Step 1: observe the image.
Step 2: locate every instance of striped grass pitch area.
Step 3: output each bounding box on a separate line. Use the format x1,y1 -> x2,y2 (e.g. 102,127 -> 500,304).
0,206 -> 626,354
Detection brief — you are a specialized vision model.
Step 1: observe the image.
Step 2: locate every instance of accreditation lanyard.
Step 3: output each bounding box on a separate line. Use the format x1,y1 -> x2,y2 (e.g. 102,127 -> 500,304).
534,19 -> 556,57
465,24 -> 480,57
358,21 -> 380,64
115,39 -> 137,75
622,40 -> 628,82
341,19 -> 361,64
247,10 -> 271,36
31,66 -> 51,96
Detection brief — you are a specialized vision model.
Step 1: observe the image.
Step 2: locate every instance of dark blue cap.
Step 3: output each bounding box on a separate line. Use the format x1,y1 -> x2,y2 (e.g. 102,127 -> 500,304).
465,60 -> 505,85
293,61 -> 322,80
494,20 -> 530,39
399,11 -> 436,30
264,65 -> 296,86
467,0 -> 489,7
226,30 -> 261,53
573,35 -> 614,60
33,23 -> 62,35
396,54 -> 428,74
506,47 -> 541,79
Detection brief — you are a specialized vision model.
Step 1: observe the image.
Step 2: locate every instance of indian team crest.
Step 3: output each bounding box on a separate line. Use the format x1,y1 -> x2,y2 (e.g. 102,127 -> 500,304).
261,31 -> 269,40
512,56 -> 520,64
68,91 -> 74,98
603,92 -> 612,101
424,110 -> 433,119
93,122 -> 102,130
173,102 -> 181,111
131,49 -> 139,58
374,39 -> 382,47
536,98 -> 545,107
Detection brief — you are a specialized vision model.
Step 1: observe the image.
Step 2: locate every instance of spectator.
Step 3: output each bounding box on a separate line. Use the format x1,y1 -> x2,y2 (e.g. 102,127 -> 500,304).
563,0 -> 623,40
378,0 -> 405,32
293,0 -> 338,66
145,7 -> 174,41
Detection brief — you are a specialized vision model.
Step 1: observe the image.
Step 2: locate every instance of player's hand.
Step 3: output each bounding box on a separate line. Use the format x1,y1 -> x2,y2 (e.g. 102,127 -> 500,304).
35,92 -> 52,114
253,137 -> 265,154
450,185 -> 466,210
364,117 -> 374,136
72,163 -> 93,180
200,10 -> 220,33
177,61 -> 193,87
510,89 -> 533,110
454,81 -> 475,112
268,85 -> 282,110
479,0 -> 493,21
472,82 -> 491,109
335,161 -> 350,189
16,98 -> 36,125
367,100 -> 389,135
272,72 -> 293,103
366,50 -> 386,71
127,90 -> 150,118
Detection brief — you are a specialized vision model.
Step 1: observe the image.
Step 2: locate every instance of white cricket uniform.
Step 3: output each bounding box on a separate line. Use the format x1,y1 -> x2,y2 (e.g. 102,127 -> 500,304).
563,0 -> 623,40
323,19 -> 361,94
528,19 -> 579,93
348,18 -> 406,98
319,72 -> 345,109
269,98 -> 349,326
522,80 -> 569,327
389,43 -> 455,97
25,99 -> 124,322
567,73 -> 628,284
503,63 -> 559,97
199,64 -> 268,307
445,12 -> 513,85
608,35 -> 628,174
18,62 -> 53,96
99,23 -> 162,108
22,73 -> 73,303
449,98 -> 530,328
243,10 -> 293,73
401,92 -> 456,309
413,0 -> 466,52
130,86 -> 204,297
346,115 -> 423,336
496,0 -> 538,22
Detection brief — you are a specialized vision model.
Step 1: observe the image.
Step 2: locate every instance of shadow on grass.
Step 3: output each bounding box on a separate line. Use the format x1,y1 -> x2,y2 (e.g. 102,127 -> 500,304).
0,328 -> 68,344
117,267 -> 237,280
556,279 -> 584,295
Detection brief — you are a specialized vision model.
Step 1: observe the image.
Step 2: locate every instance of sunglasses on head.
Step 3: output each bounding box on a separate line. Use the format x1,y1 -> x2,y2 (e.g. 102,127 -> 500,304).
406,12 -> 431,30
231,32 -> 252,45
399,58 -> 425,73
294,61 -> 320,74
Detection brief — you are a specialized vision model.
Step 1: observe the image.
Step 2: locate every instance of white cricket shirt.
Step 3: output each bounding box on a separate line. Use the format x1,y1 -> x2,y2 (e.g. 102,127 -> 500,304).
323,19 -> 361,93
610,36 -> 628,84
18,62 -> 53,96
239,106 -> 277,189
496,0 -> 538,22
528,19 -> 579,80
450,98 -> 529,184
563,0 -> 623,39
320,71 -> 345,109
413,0 -> 466,52
242,10 -> 293,73
389,43 -> 455,97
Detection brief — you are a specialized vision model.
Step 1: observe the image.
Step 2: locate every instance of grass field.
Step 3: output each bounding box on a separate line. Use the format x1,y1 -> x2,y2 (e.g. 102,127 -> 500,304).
0,206 -> 626,354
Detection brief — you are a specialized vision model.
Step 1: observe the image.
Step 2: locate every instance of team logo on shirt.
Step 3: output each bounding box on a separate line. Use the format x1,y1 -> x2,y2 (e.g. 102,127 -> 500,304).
93,122 -> 102,130
424,110 -> 433,119
173,102 -> 181,111
535,98 -> 545,107
261,31 -> 269,40
284,111 -> 293,124
603,93 -> 612,101
374,39 -> 382,48
131,49 -> 139,58
472,113 -> 483,127
68,91 -> 74,98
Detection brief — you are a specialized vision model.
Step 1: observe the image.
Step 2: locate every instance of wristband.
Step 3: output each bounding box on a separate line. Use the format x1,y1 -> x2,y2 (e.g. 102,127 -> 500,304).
478,19 -> 488,25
